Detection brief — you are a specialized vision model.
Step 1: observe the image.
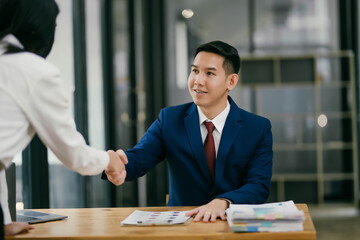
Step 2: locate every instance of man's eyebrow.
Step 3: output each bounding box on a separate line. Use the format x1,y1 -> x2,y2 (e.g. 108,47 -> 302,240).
191,65 -> 217,71
206,67 -> 217,71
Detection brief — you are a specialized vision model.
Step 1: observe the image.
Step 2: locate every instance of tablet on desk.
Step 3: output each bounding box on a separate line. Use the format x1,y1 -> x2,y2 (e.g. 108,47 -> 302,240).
16,210 -> 68,224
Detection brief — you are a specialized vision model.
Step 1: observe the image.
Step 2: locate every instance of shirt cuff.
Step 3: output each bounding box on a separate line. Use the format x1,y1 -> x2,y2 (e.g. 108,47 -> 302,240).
216,198 -> 233,208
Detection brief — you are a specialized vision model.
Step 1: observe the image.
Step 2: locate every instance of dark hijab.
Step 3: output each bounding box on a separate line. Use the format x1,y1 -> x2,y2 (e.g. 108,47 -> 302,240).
0,0 -> 59,58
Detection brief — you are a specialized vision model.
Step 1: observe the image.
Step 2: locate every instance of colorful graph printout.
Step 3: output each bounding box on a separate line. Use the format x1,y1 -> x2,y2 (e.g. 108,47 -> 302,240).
121,210 -> 191,226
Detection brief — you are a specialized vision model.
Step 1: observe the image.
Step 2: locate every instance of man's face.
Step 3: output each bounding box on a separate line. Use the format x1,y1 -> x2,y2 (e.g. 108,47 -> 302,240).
188,51 -> 237,117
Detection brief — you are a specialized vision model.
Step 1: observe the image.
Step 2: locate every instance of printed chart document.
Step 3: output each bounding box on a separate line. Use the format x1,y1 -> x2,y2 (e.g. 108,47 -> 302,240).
121,210 -> 192,226
226,200 -> 305,232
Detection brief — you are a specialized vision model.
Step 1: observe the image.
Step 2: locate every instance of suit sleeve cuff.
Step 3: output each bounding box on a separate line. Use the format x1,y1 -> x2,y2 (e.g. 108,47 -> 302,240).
216,198 -> 233,208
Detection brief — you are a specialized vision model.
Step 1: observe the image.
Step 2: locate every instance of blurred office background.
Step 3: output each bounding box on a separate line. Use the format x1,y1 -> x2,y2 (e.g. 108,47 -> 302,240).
6,0 -> 360,239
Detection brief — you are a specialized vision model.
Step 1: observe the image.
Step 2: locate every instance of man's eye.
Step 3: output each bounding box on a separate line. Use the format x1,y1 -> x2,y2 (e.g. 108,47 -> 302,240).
192,69 -> 198,73
207,72 -> 215,76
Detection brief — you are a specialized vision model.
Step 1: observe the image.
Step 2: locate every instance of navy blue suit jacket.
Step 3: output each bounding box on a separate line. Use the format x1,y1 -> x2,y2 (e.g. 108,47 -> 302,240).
122,97 -> 273,206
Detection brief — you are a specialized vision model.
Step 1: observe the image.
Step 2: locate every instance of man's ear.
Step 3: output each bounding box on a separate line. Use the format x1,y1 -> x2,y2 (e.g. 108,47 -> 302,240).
227,74 -> 239,91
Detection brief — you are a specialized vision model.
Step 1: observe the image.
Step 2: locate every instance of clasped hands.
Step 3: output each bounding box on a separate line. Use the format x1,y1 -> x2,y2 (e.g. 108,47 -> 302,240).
106,149 -> 128,186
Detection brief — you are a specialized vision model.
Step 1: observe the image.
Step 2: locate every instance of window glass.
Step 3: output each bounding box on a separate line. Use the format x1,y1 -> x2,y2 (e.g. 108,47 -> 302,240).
254,0 -> 338,54
112,0 -> 139,206
47,0 -> 83,208
86,0 -> 110,207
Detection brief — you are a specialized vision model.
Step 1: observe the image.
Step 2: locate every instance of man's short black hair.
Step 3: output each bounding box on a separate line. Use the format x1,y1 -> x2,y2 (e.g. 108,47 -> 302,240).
194,41 -> 240,75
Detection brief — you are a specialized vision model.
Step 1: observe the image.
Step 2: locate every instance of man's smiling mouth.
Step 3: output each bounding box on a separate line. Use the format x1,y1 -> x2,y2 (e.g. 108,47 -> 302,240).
194,89 -> 207,94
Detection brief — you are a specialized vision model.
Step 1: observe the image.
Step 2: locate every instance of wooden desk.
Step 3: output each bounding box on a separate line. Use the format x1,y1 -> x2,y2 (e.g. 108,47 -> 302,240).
7,204 -> 316,240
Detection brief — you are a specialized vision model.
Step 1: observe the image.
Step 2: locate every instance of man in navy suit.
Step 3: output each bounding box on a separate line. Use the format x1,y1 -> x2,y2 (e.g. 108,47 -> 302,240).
106,41 -> 273,222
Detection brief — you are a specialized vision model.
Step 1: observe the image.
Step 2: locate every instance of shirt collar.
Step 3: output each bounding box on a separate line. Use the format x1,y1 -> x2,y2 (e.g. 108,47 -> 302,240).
197,100 -> 230,134
0,34 -> 24,55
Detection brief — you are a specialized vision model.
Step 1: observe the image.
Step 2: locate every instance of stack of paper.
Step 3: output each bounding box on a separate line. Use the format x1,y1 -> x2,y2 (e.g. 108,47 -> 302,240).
226,200 -> 305,232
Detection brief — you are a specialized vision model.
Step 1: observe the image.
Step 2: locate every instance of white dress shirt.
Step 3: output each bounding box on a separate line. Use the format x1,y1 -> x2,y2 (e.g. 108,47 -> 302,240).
197,100 -> 230,157
0,35 -> 109,224
197,101 -> 233,206
0,170 -> 11,225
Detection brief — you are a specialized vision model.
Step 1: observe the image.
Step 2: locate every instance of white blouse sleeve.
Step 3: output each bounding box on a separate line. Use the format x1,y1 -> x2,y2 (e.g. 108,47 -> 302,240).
0,170 -> 12,225
23,66 -> 109,176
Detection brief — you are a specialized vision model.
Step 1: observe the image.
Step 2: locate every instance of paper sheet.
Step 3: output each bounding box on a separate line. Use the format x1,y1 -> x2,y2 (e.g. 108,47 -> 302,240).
121,210 -> 192,226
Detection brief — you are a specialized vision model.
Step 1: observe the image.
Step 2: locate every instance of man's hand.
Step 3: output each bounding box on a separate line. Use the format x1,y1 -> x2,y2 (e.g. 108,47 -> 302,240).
185,199 -> 229,222
105,149 -> 128,186
5,222 -> 34,235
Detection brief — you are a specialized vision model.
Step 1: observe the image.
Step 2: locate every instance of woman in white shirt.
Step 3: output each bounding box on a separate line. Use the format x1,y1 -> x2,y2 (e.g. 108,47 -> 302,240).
0,0 -> 127,237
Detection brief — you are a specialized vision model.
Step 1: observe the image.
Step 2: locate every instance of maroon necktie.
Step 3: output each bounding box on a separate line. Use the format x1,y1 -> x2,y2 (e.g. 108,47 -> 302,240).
204,121 -> 216,180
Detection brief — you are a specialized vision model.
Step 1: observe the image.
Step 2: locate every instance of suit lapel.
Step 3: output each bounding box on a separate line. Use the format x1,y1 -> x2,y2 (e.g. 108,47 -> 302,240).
184,104 -> 213,183
214,99 -> 242,186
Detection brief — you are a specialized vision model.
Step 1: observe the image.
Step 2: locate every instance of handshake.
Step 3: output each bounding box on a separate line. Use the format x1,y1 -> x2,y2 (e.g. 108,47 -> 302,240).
106,149 -> 129,186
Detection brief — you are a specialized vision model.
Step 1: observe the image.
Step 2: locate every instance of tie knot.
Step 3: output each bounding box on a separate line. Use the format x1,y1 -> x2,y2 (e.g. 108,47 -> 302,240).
204,121 -> 215,133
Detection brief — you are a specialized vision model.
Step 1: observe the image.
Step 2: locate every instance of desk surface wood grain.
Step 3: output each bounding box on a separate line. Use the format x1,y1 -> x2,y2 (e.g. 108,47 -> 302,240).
7,204 -> 316,240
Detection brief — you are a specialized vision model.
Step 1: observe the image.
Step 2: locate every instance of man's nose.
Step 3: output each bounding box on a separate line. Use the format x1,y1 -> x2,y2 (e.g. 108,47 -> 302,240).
195,73 -> 206,85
